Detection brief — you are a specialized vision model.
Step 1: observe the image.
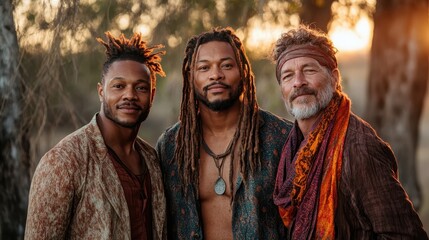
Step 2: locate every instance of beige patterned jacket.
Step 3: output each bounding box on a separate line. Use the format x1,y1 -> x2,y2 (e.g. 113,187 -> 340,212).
25,114 -> 167,240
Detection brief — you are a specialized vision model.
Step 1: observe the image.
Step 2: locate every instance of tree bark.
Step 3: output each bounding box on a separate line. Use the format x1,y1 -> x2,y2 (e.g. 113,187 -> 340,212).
367,0 -> 429,210
299,0 -> 335,33
0,0 -> 29,238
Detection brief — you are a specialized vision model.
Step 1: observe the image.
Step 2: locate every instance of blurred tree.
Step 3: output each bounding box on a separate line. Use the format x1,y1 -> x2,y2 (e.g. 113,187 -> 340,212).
299,0 -> 335,32
0,0 -> 29,239
366,0 -> 429,210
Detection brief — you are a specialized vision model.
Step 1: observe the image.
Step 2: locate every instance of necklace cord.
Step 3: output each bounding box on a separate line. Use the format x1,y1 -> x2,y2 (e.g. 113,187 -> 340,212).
201,136 -> 234,176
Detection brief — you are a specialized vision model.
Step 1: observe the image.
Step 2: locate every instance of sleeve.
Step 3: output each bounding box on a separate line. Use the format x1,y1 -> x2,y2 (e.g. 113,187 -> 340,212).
348,132 -> 428,239
24,149 -> 76,239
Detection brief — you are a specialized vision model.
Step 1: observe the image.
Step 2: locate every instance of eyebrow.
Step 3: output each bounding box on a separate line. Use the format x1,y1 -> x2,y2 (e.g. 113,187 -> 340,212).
108,77 -> 150,83
196,56 -> 235,63
281,62 -> 319,73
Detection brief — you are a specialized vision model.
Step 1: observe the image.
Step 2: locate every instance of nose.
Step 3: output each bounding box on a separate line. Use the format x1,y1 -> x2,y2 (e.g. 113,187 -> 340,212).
209,66 -> 224,81
123,86 -> 137,100
293,70 -> 307,88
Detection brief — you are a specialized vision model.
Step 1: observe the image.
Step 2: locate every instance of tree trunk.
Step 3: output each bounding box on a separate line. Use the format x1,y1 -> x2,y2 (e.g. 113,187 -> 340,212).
299,0 -> 335,33
367,0 -> 429,210
0,0 -> 30,238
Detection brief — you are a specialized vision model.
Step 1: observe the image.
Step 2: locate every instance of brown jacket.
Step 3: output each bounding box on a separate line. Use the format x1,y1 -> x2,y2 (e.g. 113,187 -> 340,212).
335,113 -> 427,239
25,115 -> 167,240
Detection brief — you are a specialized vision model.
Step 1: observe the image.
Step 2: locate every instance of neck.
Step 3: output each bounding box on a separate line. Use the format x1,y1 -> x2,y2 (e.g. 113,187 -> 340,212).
199,100 -> 241,136
96,113 -> 140,155
296,111 -> 323,138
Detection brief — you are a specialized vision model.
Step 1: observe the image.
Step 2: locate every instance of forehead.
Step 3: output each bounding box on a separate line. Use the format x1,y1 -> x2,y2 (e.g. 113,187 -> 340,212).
281,56 -> 320,71
196,41 -> 236,62
105,60 -> 151,80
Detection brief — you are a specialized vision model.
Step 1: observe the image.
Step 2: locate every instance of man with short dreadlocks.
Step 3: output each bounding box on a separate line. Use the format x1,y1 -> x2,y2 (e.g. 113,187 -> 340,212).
156,27 -> 292,239
25,32 -> 167,239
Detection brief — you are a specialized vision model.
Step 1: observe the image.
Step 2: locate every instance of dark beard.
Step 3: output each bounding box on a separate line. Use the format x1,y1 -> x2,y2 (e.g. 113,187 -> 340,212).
103,102 -> 149,129
195,82 -> 243,112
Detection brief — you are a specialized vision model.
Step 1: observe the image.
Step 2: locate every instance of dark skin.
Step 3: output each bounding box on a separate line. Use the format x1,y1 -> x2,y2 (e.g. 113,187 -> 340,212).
193,41 -> 243,240
96,59 -> 155,174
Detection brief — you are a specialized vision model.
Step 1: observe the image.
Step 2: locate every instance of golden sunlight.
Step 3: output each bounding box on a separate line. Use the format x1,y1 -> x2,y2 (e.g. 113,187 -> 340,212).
243,15 -> 300,58
329,17 -> 373,52
245,24 -> 284,54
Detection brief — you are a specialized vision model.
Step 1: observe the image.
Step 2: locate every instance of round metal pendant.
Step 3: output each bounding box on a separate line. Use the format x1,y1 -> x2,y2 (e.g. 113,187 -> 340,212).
214,177 -> 226,195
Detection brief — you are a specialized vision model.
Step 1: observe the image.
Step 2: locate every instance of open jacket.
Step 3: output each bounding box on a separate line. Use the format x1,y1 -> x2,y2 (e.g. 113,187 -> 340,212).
156,109 -> 293,239
25,114 -> 166,240
335,113 -> 427,239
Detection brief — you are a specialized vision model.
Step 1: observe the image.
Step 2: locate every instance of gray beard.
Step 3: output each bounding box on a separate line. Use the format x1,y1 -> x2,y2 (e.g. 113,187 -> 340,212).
287,83 -> 334,120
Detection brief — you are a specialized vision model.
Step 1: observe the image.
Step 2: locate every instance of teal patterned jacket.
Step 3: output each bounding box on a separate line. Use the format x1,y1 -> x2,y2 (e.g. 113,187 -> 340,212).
156,109 -> 292,240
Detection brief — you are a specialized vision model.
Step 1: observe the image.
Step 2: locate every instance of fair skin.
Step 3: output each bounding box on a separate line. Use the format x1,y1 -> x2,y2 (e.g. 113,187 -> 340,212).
193,41 -> 243,240
279,56 -> 338,137
97,59 -> 155,174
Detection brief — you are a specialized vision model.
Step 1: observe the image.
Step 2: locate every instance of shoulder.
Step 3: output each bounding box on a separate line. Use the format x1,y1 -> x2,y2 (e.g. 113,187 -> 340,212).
342,113 -> 398,182
345,113 -> 395,160
257,109 -> 292,156
29,123 -> 95,203
155,122 -> 180,159
42,123 -> 93,164
346,113 -> 380,138
157,122 -> 181,144
37,119 -> 105,177
258,108 -> 293,135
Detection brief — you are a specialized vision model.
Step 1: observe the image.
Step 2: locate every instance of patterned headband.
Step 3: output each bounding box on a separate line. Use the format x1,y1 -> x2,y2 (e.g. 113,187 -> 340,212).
276,44 -> 337,82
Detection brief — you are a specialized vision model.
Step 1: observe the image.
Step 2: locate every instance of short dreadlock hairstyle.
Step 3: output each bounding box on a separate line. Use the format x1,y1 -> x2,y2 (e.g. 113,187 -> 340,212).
97,32 -> 166,87
175,27 -> 260,194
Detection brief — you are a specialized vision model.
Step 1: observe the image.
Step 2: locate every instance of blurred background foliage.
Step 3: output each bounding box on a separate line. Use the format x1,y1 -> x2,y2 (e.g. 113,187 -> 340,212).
16,0 -> 373,148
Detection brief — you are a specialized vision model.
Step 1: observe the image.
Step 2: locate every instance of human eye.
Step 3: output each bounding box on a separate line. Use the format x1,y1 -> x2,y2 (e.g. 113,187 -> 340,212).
281,72 -> 293,82
221,62 -> 234,69
112,83 -> 124,89
197,64 -> 209,71
136,84 -> 149,92
303,66 -> 318,75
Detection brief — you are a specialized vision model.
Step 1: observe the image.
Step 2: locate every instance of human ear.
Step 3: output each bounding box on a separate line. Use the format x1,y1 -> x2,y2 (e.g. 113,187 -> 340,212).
97,82 -> 104,102
331,68 -> 340,89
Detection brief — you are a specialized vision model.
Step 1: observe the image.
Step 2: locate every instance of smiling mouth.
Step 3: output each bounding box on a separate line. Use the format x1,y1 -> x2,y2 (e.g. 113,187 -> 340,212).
204,82 -> 230,92
290,87 -> 316,101
208,85 -> 228,92
293,93 -> 312,100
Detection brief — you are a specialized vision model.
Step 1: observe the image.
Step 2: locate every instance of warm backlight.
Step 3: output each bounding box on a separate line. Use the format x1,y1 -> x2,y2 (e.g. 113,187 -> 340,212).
329,17 -> 373,52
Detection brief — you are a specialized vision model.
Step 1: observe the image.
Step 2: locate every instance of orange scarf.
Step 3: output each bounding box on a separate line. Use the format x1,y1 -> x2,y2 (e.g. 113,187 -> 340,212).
274,93 -> 351,239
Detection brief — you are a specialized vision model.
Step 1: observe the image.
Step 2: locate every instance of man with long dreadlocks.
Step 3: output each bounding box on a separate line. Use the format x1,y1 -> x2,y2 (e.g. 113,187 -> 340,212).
156,27 -> 292,239
25,32 -> 167,239
272,25 -> 427,239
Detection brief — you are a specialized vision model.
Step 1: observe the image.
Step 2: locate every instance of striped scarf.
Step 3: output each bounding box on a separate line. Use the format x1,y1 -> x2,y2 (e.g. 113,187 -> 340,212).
273,92 -> 350,239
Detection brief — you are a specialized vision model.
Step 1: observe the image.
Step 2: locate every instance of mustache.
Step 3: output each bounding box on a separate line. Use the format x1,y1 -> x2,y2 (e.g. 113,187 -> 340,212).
203,81 -> 230,92
117,101 -> 142,110
290,87 -> 316,101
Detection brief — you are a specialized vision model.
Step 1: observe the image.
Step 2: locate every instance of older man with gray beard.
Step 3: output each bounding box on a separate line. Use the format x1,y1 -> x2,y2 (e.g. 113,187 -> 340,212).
272,25 -> 427,240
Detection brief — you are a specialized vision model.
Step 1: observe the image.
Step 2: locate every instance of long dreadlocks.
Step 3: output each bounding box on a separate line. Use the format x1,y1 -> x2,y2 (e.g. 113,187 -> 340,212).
175,27 -> 260,193
96,32 -> 166,86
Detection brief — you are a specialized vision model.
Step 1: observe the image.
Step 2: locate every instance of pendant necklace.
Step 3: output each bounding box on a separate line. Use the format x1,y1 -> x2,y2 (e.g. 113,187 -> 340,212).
201,136 -> 235,195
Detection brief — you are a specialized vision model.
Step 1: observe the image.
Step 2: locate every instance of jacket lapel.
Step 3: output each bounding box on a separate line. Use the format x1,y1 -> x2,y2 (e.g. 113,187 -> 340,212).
137,139 -> 167,239
87,115 -> 129,224
99,156 -> 129,222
